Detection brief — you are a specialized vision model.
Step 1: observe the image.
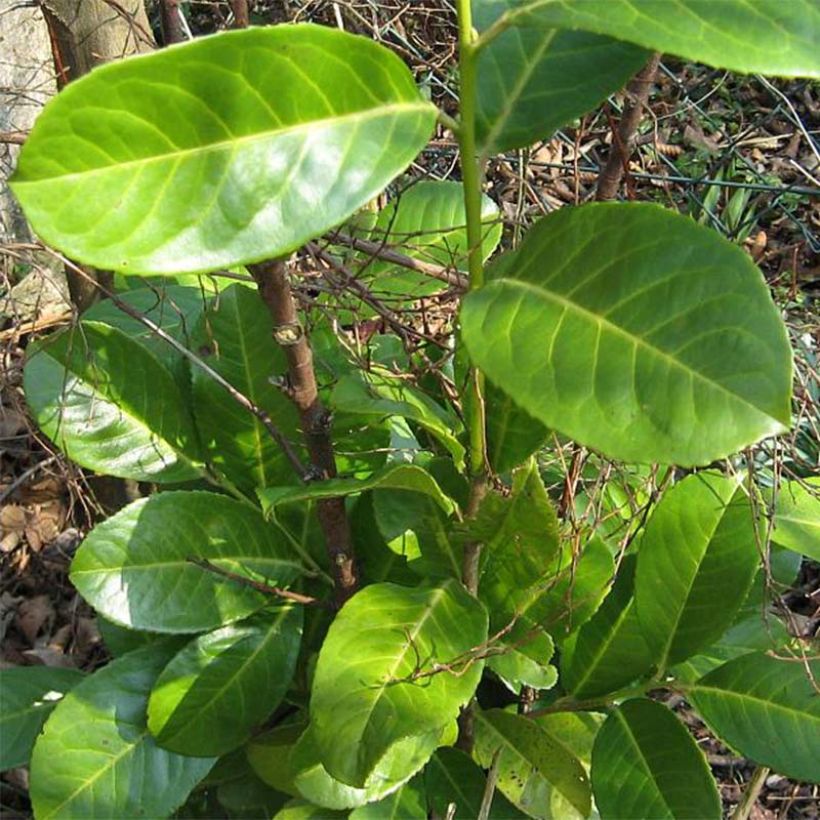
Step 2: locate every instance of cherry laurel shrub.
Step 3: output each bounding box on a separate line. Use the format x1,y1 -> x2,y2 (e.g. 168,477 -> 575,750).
4,1 -> 820,817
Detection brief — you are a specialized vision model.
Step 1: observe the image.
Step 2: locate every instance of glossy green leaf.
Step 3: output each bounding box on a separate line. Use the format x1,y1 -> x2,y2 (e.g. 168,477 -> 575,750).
461,203 -> 792,466
216,770 -> 289,818
259,463 -> 455,518
148,606 -> 302,756
635,472 -> 760,668
591,698 -> 720,819
475,460 -> 560,625
0,667 -> 84,771
474,708 -> 591,818
770,477 -> 820,560
425,748 -> 525,819
291,724 -> 440,810
332,371 -> 465,469
275,798 -> 347,819
71,491 -> 304,632
24,321 -> 203,482
562,556 -> 655,699
349,776 -> 426,819
487,618 -> 557,694
29,644 -> 214,819
485,382 -> 549,475
690,652 -> 820,783
192,284 -> 302,494
475,0 -> 648,154
359,180 -> 501,298
310,580 -> 488,786
12,25 -> 436,274
478,0 -> 820,79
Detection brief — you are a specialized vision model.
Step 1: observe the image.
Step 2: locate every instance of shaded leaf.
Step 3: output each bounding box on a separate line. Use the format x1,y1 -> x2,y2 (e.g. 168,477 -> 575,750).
591,698 -> 720,819
461,203 -> 792,466
484,382 -> 549,475
247,721 -> 306,797
487,618 -> 557,694
71,491 -> 304,632
12,25 -> 436,274
349,776 -> 426,819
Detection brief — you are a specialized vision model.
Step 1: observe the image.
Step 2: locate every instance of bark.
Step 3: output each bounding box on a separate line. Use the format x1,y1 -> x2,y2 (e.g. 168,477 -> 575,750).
158,0 -> 185,45
249,260 -> 358,607
596,52 -> 662,202
231,0 -> 251,28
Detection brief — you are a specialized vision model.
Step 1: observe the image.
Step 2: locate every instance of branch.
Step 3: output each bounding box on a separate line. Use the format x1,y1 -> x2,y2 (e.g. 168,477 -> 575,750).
248,259 -> 358,606
158,0 -> 185,44
596,52 -> 662,202
230,0 -> 249,28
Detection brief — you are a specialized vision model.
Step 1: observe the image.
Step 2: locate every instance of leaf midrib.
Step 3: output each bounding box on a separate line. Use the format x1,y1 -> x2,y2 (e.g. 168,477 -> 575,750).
491,278 -> 782,423
16,102 -> 434,186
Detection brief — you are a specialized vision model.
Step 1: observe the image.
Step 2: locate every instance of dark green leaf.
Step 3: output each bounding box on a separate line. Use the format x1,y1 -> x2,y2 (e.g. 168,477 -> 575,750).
247,721 -> 306,797
479,0 -> 820,78
12,25 -> 436,274
484,382 -> 549,475
690,652 -> 820,783
310,580 -> 487,786
474,708 -> 591,818
475,0 -> 648,154
29,644 -> 214,819
71,491 -> 304,632
461,203 -> 792,466
0,667 -> 84,771
24,321 -> 203,482
192,284 -> 302,493
591,699 -> 720,819
562,556 -> 655,699
148,606 -> 302,756
635,472 -> 760,668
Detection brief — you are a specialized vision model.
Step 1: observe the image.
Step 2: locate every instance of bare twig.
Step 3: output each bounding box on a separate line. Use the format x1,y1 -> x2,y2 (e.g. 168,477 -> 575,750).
230,0 -> 249,28
595,52 -> 662,201
159,0 -> 185,44
0,131 -> 27,145
248,259 -> 358,606
731,766 -> 770,820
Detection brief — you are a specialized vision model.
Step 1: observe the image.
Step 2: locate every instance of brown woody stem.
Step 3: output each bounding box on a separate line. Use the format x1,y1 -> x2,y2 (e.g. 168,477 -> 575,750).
159,0 -> 185,45
249,259 -> 358,607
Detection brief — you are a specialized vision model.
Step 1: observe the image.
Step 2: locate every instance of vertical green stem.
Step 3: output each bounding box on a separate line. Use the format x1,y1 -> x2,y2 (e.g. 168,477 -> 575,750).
457,0 -> 488,597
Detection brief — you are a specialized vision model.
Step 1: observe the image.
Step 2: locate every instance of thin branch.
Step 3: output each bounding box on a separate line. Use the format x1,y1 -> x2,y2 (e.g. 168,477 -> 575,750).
0,130 -> 27,145
478,750 -> 501,820
248,259 -> 358,606
230,0 -> 250,28
159,0 -> 185,44
731,766 -> 770,820
186,556 -> 327,608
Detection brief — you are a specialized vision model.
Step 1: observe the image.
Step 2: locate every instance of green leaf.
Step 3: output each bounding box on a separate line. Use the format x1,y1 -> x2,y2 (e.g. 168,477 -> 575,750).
291,724 -> 440,810
484,382 -> 549,475
29,644 -> 214,819
591,698 -> 720,819
147,606 -> 302,756
0,667 -> 84,771
425,748 -> 526,819
11,25 -> 436,274
635,472 -> 760,668
71,491 -> 304,632
192,284 -> 302,494
259,463 -> 455,518
275,798 -> 347,819
475,460 -> 560,625
770,477 -> 820,560
475,0 -> 648,154
332,371 -> 465,470
479,0 -> 820,79
247,721 -> 306,797
359,180 -> 501,298
310,580 -> 488,787
474,708 -> 591,818
689,652 -> 820,783
461,203 -> 792,466
24,321 -> 203,482
349,776 -> 426,819
562,555 -> 655,699
487,618 -> 557,694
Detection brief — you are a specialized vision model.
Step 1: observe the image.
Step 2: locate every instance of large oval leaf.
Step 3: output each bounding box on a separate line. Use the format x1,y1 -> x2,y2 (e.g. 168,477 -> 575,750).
689,652 -> 820,783
24,321 -> 203,482
478,0 -> 820,79
635,472 -> 760,668
474,708 -> 591,819
475,0 -> 648,155
70,491 -> 305,632
0,667 -> 84,771
192,284 -> 302,493
591,698 -> 720,819
310,580 -> 488,787
11,25 -> 436,274
461,203 -> 792,466
147,606 -> 303,756
29,644 -> 214,819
